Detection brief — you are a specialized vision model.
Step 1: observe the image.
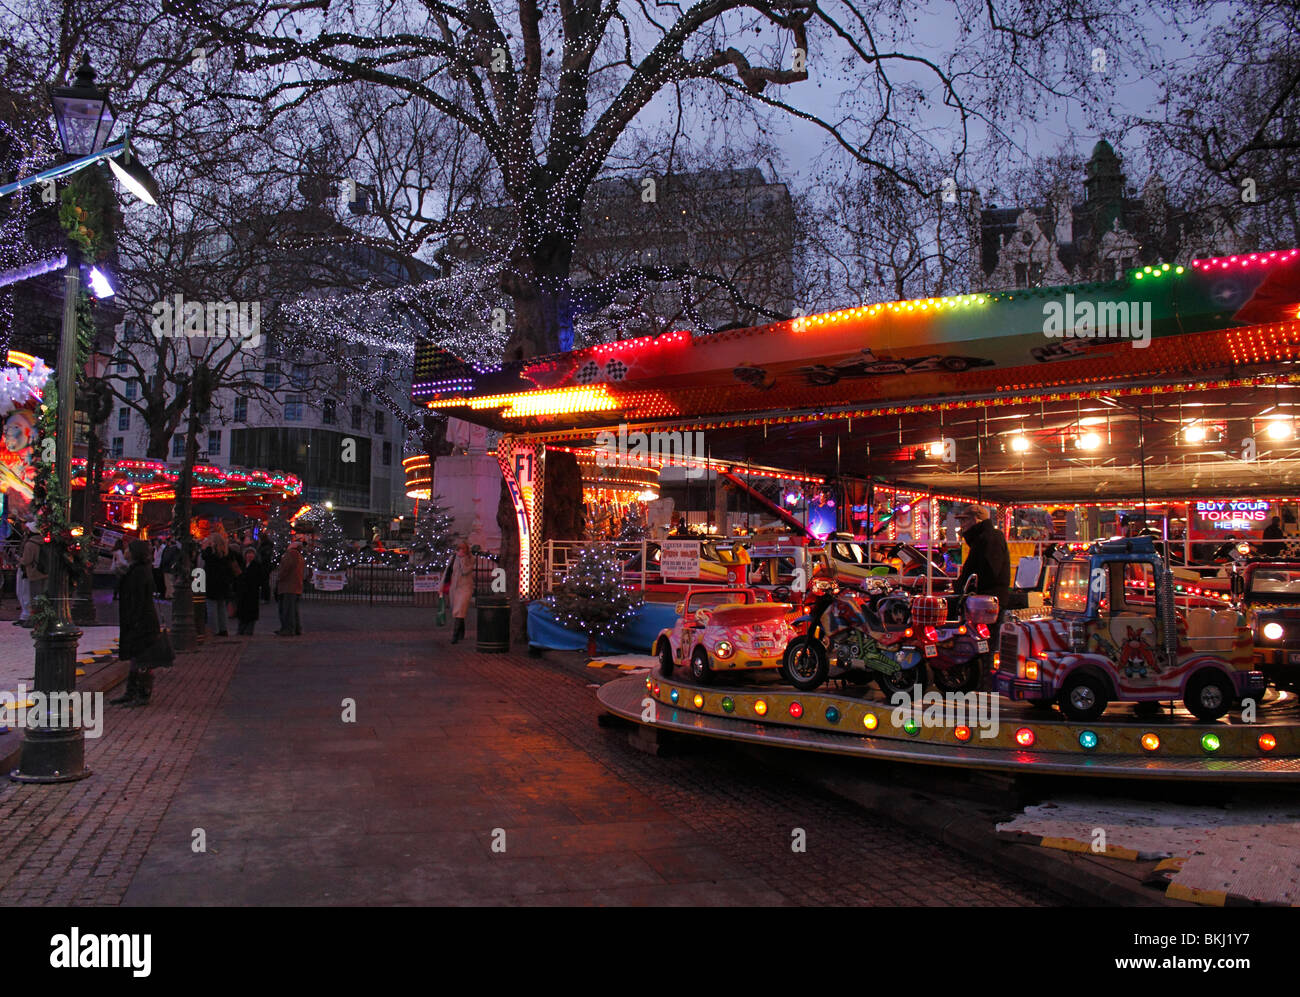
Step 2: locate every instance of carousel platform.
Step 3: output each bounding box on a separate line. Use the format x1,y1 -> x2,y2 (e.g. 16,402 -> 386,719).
597,673 -> 1300,782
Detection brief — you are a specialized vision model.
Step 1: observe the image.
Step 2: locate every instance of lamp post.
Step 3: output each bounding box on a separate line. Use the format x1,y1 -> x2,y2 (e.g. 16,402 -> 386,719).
170,340 -> 212,651
12,55 -> 115,783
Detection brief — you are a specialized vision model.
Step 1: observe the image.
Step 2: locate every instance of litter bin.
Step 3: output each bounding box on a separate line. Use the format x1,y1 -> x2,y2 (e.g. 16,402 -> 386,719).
475,595 -> 509,653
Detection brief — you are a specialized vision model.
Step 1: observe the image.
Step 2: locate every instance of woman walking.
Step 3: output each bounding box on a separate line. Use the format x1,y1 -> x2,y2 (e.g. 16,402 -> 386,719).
447,541 -> 474,644
111,540 -> 162,707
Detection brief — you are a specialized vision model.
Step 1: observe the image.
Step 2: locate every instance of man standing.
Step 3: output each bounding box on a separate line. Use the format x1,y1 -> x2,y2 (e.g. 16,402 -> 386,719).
955,505 -> 1010,688
1263,516 -> 1286,557
18,524 -> 47,628
275,540 -> 304,637
159,536 -> 180,599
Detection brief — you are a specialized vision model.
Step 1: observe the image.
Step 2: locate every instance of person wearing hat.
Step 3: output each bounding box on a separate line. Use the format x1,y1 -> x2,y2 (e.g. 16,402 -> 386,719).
954,504 -> 1010,686
954,505 -> 1010,602
111,540 -> 163,707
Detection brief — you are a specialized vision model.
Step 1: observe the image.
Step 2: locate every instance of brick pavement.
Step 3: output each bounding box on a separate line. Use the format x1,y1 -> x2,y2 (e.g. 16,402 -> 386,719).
0,602 -> 1062,905
0,640 -> 243,905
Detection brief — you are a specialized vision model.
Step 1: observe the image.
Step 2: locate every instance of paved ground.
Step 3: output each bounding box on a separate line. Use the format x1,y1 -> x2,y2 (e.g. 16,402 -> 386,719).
0,597 -> 1062,905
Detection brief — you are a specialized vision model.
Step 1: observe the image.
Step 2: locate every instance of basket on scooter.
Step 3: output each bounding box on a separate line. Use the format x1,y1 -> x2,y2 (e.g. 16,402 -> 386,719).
871,592 -> 911,632
965,595 -> 1000,625
909,595 -> 947,629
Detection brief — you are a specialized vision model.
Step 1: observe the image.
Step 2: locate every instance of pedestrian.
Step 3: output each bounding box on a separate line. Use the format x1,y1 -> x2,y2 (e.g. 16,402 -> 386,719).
17,523 -> 46,628
275,539 -> 304,636
110,539 -> 129,601
159,536 -> 180,599
1263,515 -> 1285,557
234,547 -> 264,635
111,540 -> 165,707
447,540 -> 474,644
201,533 -> 234,637
257,533 -> 274,602
151,537 -> 165,596
955,504 -> 1011,688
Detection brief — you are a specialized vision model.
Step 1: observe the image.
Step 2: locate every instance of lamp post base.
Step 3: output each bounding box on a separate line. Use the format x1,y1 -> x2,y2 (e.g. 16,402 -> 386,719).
11,626 -> 91,783
71,574 -> 97,626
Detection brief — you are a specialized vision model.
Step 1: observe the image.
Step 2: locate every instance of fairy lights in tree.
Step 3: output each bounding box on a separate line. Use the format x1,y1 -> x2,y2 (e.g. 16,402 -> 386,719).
296,501 -> 348,571
547,544 -> 643,641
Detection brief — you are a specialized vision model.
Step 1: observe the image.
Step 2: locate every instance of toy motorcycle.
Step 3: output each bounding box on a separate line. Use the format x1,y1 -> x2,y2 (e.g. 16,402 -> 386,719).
899,582 -> 999,693
781,580 -> 924,693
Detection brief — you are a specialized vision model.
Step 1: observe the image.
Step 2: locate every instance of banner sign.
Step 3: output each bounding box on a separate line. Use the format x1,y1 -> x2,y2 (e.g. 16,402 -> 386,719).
660,540 -> 701,579
412,573 -> 440,592
312,571 -> 347,591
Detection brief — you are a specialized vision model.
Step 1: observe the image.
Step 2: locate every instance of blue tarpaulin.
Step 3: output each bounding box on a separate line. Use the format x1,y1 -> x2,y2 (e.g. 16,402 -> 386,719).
527,600 -> 679,654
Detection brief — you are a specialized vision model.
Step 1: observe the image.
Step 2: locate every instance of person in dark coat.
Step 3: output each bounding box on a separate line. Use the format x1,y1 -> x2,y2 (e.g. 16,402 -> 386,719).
257,535 -> 274,602
111,540 -> 161,707
234,547 -> 264,635
1263,516 -> 1286,556
955,504 -> 1011,690
201,534 -> 234,636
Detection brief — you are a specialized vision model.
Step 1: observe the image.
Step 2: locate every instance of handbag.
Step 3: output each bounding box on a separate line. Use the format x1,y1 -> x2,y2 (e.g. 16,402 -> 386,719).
436,595 -> 448,626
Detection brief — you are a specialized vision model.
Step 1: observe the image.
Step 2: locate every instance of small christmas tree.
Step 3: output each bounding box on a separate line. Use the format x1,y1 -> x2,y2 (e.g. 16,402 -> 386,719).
414,495 -> 456,570
548,545 -> 643,642
299,503 -> 348,571
265,506 -> 292,565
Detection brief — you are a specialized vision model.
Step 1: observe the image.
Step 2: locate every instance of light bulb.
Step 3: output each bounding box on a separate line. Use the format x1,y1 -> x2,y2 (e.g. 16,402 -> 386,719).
1183,424 -> 1206,443
1078,432 -> 1102,451
1010,435 -> 1030,452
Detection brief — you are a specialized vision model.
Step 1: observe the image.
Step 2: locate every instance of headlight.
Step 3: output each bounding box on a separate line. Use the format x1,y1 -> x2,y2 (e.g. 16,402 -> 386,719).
1263,622 -> 1285,640
714,640 -> 734,659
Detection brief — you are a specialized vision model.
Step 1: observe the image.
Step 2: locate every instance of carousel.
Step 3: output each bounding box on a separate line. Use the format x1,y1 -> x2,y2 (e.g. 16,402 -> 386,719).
412,250 -> 1300,781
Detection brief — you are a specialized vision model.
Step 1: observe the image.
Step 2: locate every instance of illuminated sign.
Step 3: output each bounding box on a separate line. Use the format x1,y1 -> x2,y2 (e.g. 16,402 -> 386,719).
1194,500 -> 1269,531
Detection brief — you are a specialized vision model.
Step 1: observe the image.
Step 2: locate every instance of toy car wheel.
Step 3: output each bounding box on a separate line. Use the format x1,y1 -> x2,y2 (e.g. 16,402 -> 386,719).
1059,673 -> 1108,722
1184,670 -> 1233,722
690,647 -> 712,685
783,638 -> 829,691
657,639 -> 674,678
878,662 -> 925,696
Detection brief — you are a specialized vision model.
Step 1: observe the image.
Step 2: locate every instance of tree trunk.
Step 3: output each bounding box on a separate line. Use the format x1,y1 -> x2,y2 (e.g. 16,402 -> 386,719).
543,450 -> 585,542
497,476 -> 526,645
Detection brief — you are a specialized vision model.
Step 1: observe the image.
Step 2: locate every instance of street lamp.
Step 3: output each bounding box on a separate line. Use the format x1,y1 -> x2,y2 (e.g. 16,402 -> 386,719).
13,55 -> 117,783
171,337 -> 213,651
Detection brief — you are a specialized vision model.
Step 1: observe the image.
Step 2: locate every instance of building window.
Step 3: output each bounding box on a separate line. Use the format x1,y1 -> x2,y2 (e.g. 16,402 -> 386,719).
208,429 -> 222,454
111,436 -> 124,458
172,434 -> 186,458
291,362 -> 308,388
323,398 -> 336,425
117,408 -> 130,431
264,363 -> 281,390
285,395 -> 304,421
374,410 -> 384,434
114,357 -> 127,375
124,379 -> 137,401
351,404 -> 362,431
382,441 -> 392,466
233,396 -> 247,422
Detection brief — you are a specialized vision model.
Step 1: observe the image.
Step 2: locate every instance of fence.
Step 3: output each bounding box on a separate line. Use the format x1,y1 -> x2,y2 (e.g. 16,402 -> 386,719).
299,552 -> 504,605
539,535 -> 1262,596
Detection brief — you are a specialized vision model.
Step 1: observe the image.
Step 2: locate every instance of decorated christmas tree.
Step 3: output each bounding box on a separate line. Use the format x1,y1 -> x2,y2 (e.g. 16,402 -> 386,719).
414,495 -> 456,570
547,545 -> 643,642
264,505 -> 293,565
299,503 -> 348,571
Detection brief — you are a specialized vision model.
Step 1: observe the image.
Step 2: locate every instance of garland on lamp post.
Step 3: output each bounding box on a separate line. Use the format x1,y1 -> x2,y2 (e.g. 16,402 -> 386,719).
29,170 -> 111,635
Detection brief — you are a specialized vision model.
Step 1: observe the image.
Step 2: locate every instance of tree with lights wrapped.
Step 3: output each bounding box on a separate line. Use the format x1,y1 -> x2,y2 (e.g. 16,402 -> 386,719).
414,495 -> 456,571
299,503 -> 348,572
548,546 -> 643,649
